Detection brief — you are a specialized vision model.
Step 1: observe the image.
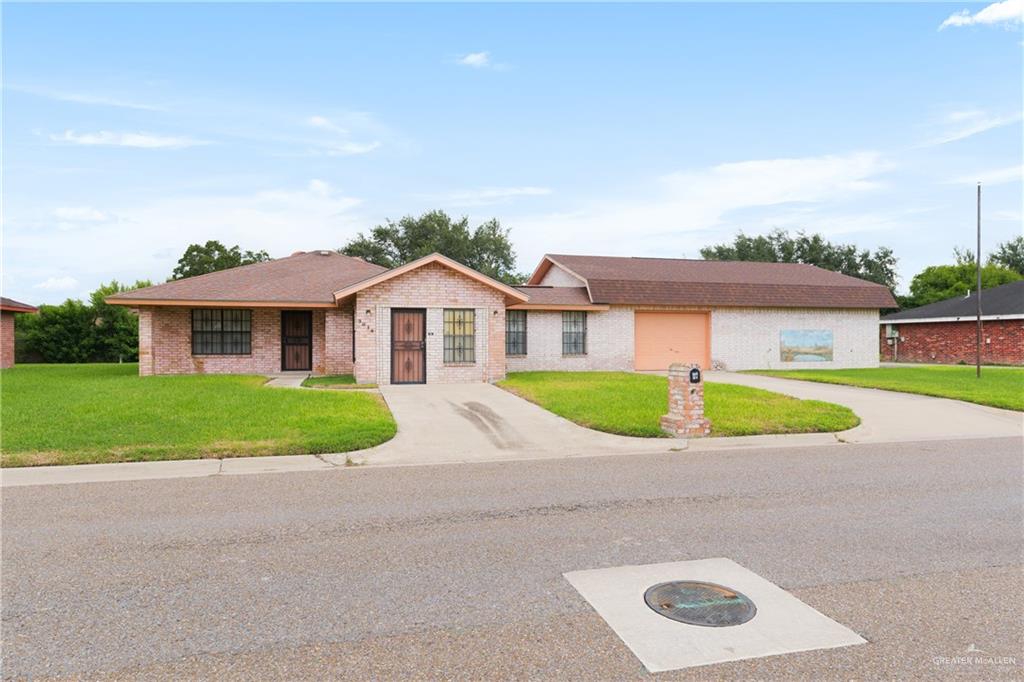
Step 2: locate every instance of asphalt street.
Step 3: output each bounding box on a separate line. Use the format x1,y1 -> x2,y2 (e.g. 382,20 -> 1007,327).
3,437 -> 1022,680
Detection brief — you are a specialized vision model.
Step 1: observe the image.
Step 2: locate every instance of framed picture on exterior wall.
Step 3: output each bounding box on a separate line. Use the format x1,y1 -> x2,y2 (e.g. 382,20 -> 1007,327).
780,329 -> 833,362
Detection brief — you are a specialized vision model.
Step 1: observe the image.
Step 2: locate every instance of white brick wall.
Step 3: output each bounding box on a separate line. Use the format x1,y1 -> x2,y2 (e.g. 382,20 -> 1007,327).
711,307 -> 880,370
505,304 -> 880,373
505,307 -> 634,372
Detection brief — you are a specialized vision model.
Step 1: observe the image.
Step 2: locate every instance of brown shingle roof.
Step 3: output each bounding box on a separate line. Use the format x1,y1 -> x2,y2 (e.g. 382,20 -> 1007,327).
107,251 -> 388,306
0,297 -> 38,313
536,254 -> 896,309
512,286 -> 591,305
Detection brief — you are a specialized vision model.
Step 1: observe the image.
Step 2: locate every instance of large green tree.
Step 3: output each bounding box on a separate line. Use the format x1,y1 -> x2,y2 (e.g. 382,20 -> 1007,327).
340,210 -> 523,284
90,280 -> 153,361
170,240 -> 270,280
989,235 -> 1024,275
16,280 -> 151,363
700,229 -> 899,290
905,262 -> 1021,308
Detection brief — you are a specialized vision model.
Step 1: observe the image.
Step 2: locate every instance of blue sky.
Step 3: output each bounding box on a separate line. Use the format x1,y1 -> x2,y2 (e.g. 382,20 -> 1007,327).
3,2 -> 1021,304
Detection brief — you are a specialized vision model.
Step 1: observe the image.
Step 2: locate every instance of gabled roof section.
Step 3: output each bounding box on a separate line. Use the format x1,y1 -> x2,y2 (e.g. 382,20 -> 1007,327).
882,280 -> 1024,322
527,253 -> 897,309
1,297 -> 38,313
106,251 -> 388,307
333,252 -> 529,304
527,255 -> 589,287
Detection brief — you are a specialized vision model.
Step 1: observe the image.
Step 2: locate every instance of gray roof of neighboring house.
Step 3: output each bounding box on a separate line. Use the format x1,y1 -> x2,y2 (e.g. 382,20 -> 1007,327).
882,280 -> 1024,321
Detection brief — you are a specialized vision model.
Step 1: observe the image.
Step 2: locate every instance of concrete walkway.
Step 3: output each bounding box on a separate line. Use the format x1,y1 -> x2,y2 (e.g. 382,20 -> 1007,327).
705,371 -> 1022,444
263,372 -> 310,388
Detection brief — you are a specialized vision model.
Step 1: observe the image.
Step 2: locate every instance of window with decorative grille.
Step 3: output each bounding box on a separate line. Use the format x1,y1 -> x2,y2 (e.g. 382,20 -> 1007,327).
443,309 -> 475,363
191,309 -> 251,355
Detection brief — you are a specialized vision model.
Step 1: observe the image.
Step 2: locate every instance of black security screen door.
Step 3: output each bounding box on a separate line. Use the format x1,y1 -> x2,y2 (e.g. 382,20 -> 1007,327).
281,311 -> 312,371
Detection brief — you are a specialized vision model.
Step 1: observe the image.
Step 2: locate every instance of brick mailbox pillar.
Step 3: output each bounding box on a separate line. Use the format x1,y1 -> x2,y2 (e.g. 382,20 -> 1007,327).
660,363 -> 712,438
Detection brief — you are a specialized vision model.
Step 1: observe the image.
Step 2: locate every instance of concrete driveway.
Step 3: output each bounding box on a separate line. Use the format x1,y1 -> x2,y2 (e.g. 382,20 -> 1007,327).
356,383 -> 674,466
707,371 -> 1022,444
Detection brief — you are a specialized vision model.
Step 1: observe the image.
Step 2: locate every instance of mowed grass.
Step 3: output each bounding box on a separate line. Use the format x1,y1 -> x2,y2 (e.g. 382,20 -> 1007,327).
0,364 -> 396,467
749,365 -> 1024,411
302,374 -> 366,388
498,371 -> 859,438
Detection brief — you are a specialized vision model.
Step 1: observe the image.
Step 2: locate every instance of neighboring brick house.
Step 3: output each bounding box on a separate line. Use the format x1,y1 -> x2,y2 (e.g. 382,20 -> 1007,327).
1,297 -> 38,369
880,280 -> 1024,366
107,250 -> 896,383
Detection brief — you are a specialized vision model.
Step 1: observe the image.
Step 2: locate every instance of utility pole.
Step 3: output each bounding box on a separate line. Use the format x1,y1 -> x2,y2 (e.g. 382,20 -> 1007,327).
976,182 -> 982,378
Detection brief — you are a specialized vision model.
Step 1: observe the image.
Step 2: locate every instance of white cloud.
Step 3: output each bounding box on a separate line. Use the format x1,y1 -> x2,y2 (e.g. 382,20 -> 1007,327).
52,206 -> 114,231
5,181 -> 367,303
992,209 -> 1023,222
6,84 -> 163,111
940,0 -> 1023,29
34,276 -> 79,291
948,164 -> 1023,185
307,179 -> 331,197
508,151 -> 890,264
923,109 -> 1023,146
306,115 -> 380,156
53,206 -> 108,222
50,130 -> 209,149
424,186 -> 552,207
457,52 -> 491,68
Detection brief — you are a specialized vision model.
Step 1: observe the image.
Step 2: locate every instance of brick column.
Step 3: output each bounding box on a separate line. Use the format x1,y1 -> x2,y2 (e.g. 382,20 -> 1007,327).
660,363 -> 711,438
137,308 -> 155,376
1,312 -> 15,369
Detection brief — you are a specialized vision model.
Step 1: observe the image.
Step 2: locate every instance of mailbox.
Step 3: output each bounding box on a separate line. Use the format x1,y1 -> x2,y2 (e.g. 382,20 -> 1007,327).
689,367 -> 702,384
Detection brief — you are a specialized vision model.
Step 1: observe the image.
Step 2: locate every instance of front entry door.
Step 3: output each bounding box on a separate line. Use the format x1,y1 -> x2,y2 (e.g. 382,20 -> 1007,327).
391,309 -> 426,384
281,311 -> 313,371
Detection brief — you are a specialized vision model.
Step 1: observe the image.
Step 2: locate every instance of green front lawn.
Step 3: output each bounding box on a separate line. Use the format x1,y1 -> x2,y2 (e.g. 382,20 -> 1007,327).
748,365 -> 1024,411
497,371 -> 859,438
302,374 -> 371,389
0,364 -> 396,467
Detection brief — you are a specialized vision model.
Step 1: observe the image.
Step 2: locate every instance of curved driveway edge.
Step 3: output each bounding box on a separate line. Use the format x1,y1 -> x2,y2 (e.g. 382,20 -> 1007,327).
341,383 -> 678,467
706,371 -> 1023,444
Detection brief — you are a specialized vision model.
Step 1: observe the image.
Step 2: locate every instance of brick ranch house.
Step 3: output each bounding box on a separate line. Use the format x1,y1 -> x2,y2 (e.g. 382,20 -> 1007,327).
880,280 -> 1023,366
106,251 -> 897,384
1,297 -> 38,369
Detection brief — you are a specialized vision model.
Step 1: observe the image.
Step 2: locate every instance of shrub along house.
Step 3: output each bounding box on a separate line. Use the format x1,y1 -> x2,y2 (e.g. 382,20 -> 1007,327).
106,250 -> 896,383
880,280 -> 1024,366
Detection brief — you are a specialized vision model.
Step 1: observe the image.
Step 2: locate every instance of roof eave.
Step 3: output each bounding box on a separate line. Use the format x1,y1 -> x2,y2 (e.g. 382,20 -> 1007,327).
105,297 -> 338,308
506,303 -> 610,311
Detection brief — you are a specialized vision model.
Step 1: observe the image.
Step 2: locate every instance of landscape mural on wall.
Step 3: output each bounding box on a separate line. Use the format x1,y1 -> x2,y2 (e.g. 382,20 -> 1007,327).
780,329 -> 833,362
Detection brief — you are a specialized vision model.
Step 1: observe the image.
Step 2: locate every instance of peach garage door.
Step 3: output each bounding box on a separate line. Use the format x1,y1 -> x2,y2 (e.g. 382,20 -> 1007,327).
634,311 -> 710,371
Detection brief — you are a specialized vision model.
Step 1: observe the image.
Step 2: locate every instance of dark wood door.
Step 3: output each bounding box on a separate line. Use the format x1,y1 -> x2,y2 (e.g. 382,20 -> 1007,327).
391,309 -> 426,384
281,311 -> 312,371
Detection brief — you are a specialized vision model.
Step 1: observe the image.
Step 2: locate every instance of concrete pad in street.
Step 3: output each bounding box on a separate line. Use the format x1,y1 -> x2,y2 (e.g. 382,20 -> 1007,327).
564,558 -> 866,672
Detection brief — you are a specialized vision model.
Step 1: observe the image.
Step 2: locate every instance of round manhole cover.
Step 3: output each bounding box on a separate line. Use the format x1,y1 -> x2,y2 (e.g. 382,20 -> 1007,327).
643,581 -> 756,627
